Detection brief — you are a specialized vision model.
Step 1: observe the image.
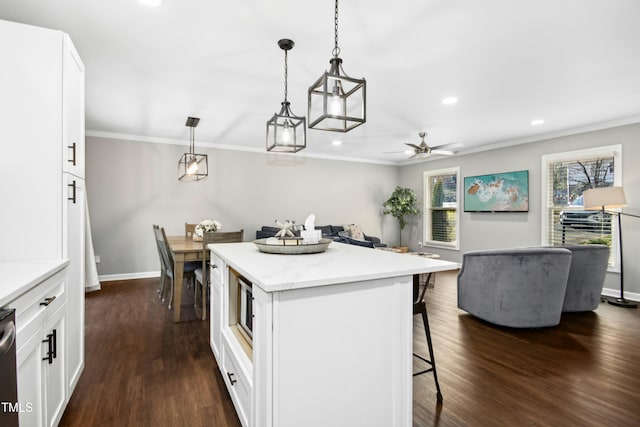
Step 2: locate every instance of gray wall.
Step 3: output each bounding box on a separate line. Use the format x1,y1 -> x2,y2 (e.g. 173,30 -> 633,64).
86,137 -> 400,277
87,123 -> 640,296
399,122 -> 640,296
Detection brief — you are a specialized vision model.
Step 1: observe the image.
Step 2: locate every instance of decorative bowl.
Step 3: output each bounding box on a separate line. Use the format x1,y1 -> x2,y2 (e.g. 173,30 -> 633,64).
253,238 -> 332,255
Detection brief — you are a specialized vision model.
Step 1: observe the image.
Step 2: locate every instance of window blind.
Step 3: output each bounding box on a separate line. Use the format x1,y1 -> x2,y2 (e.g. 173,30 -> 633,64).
427,173 -> 457,244
546,155 -> 615,262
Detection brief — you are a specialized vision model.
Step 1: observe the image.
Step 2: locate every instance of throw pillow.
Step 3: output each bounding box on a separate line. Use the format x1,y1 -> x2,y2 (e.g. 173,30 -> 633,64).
346,224 -> 365,240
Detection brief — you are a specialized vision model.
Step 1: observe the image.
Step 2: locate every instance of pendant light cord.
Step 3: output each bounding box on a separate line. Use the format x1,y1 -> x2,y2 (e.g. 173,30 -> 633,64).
189,126 -> 195,155
284,48 -> 288,102
332,0 -> 340,57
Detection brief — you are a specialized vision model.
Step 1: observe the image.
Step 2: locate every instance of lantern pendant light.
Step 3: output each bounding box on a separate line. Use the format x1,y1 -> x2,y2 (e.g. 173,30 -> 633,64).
266,39 -> 307,153
308,0 -> 366,133
178,116 -> 208,181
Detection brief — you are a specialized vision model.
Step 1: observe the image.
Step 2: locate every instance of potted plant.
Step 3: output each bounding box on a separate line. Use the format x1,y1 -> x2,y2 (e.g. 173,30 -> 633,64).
382,186 -> 419,252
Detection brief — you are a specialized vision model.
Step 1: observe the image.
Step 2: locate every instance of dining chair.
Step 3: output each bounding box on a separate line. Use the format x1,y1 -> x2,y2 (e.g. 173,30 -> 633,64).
153,225 -> 173,302
185,222 -> 197,239
155,225 -> 199,309
152,225 -> 168,300
194,229 -> 244,320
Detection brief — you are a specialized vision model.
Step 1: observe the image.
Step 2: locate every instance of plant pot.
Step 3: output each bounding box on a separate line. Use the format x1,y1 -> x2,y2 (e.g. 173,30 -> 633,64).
393,245 -> 409,253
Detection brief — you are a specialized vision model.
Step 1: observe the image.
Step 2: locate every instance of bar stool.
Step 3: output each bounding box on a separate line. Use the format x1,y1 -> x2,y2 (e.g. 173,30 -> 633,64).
413,272 -> 443,402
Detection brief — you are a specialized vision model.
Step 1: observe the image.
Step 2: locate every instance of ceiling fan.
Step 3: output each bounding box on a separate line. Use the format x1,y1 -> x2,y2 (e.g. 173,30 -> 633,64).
401,132 -> 457,159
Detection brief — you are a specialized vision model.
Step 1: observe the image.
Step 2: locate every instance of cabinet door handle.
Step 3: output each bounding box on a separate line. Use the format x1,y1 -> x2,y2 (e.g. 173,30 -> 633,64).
42,333 -> 54,364
52,329 -> 57,359
40,296 -> 56,306
68,180 -> 77,204
211,264 -> 218,269
227,372 -> 237,385
68,142 -> 77,166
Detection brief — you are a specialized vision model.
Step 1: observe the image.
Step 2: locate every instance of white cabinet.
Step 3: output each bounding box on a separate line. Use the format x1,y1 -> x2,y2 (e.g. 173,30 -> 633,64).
43,304 -> 66,427
64,175 -> 85,393
17,321 -> 45,427
221,333 -> 252,427
0,18 -> 85,427
62,35 -> 85,180
13,265 -> 68,427
209,254 -> 224,366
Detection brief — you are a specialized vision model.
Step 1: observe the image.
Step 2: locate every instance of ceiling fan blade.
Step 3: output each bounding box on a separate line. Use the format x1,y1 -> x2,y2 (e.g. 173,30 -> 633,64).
383,150 -> 406,154
431,149 -> 456,156
405,143 -> 421,150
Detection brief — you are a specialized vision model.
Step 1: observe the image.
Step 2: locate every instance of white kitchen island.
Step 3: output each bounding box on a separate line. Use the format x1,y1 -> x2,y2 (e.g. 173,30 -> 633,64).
208,241 -> 458,427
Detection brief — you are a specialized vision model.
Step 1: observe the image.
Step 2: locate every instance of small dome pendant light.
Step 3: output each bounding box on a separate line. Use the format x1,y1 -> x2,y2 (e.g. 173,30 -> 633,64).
308,0 -> 366,133
266,39 -> 307,153
178,117 -> 208,182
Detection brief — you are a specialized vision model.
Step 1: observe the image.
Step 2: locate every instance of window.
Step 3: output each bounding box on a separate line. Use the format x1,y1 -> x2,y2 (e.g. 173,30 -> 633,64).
423,167 -> 460,249
541,145 -> 622,270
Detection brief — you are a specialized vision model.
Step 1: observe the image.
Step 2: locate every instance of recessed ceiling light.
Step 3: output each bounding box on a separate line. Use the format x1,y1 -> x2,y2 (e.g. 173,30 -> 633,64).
139,0 -> 162,6
531,119 -> 545,126
442,97 -> 458,105
332,140 -> 342,146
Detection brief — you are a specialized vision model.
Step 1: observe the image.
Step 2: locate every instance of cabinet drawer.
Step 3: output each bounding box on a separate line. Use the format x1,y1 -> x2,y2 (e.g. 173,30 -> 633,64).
12,268 -> 66,353
222,339 -> 251,427
209,253 -> 225,286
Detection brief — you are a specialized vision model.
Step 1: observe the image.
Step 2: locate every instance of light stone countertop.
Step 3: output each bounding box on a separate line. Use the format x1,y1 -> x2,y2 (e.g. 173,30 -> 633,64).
209,241 -> 459,293
0,259 -> 69,307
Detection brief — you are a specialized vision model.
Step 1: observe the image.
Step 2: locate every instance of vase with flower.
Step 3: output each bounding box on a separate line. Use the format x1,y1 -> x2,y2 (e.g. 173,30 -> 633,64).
193,219 -> 221,241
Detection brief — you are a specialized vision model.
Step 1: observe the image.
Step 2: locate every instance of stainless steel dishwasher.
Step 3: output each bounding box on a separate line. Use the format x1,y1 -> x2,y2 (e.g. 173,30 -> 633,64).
0,308 -> 19,427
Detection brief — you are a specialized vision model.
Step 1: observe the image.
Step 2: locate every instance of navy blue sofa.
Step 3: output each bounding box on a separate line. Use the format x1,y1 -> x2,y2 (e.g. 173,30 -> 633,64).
255,224 -> 386,248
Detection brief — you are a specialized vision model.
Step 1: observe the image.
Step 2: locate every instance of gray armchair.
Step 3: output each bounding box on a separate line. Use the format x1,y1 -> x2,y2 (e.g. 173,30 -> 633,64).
559,244 -> 610,312
457,248 -> 572,328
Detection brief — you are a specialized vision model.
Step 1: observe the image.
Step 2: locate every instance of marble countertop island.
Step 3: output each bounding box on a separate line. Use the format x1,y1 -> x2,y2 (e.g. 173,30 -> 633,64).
209,241 -> 458,293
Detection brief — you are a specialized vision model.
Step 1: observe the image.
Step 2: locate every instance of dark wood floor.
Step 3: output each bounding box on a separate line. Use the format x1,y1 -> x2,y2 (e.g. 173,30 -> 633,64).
60,278 -> 241,427
60,271 -> 640,426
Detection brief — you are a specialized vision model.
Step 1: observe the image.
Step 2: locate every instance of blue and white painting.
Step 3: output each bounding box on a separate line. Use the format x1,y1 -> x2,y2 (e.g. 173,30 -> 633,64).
464,170 -> 529,212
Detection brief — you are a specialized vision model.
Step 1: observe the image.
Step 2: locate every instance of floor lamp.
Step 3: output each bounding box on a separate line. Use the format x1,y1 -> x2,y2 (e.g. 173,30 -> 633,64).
584,186 -> 639,308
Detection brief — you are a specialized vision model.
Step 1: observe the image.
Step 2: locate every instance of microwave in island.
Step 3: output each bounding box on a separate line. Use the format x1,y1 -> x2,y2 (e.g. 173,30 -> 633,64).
228,267 -> 253,347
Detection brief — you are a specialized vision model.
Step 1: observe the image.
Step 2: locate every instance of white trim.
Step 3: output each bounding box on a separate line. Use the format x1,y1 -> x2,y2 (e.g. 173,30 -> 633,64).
86,130 -> 398,166
602,286 -> 640,303
98,271 -> 160,282
423,167 -> 460,250
84,285 -> 101,292
400,116 -> 640,164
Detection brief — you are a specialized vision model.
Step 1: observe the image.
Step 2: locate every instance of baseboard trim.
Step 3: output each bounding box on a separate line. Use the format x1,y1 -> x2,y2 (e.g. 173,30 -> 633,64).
602,287 -> 640,302
85,285 -> 101,293
98,271 -> 160,282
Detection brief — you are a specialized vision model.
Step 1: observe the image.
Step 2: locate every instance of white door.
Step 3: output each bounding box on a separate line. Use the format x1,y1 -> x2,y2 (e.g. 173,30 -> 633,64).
17,323 -> 45,427
62,35 -> 85,179
64,174 -> 85,394
44,304 -> 66,427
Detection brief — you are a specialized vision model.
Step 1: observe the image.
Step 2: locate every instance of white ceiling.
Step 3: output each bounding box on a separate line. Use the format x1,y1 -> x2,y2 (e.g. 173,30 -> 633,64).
2,0 -> 640,164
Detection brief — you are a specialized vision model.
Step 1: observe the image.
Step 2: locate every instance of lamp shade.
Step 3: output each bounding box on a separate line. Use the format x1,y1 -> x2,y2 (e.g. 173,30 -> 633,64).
266,39 -> 307,153
308,58 -> 366,132
583,186 -> 627,210
178,116 -> 208,182
178,153 -> 208,181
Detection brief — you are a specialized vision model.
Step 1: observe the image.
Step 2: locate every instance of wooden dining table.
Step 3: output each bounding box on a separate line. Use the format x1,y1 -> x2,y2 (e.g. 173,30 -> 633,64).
167,235 -> 207,323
